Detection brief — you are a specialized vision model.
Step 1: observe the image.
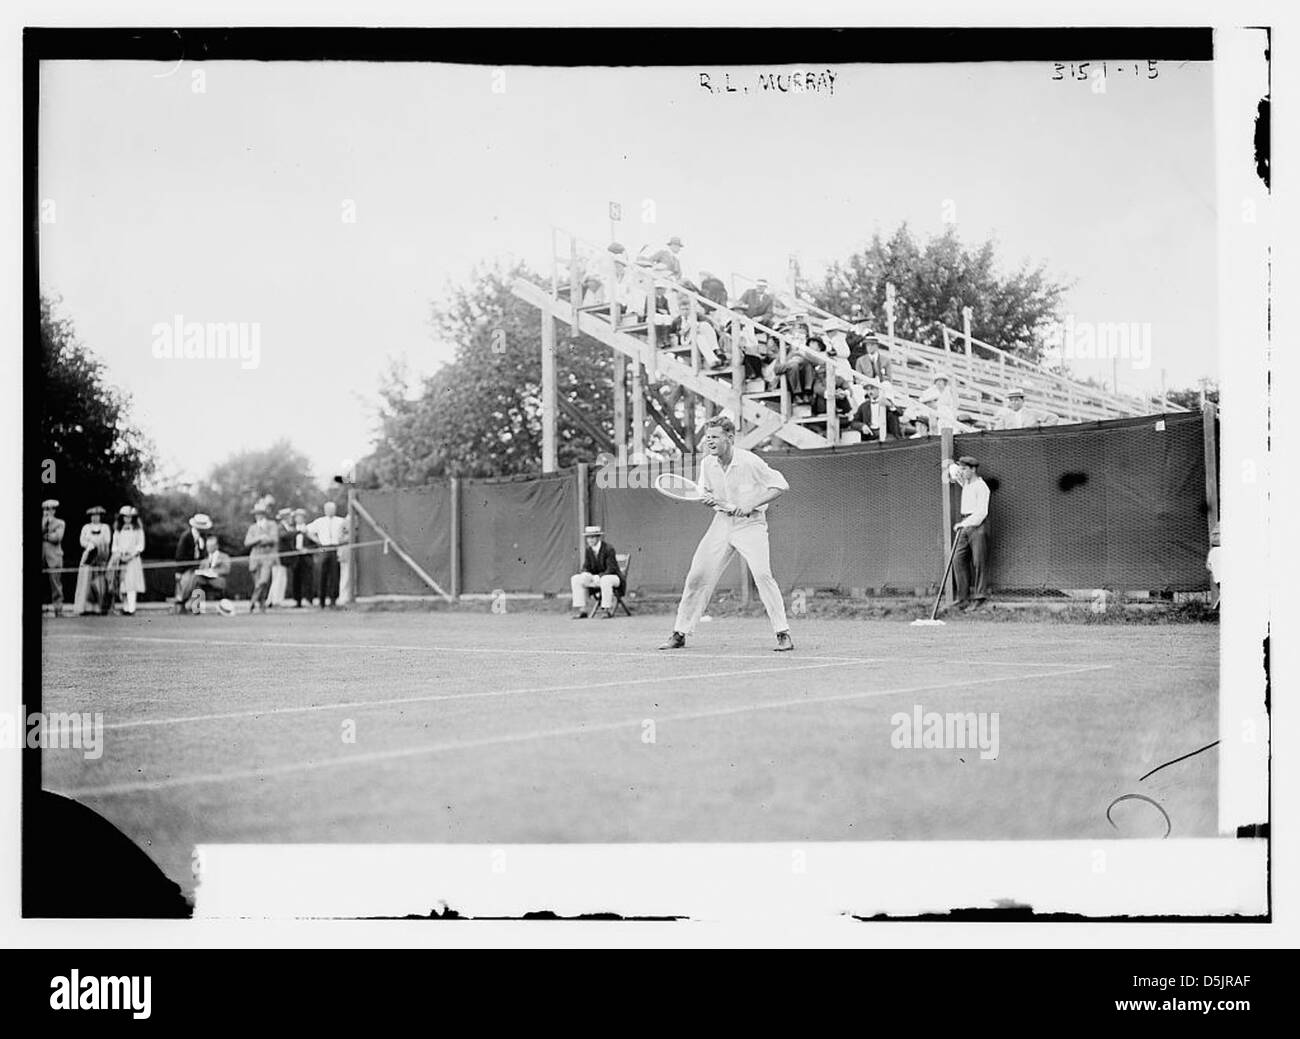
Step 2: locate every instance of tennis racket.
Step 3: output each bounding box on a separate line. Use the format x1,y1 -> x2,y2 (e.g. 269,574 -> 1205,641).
653,473 -> 705,501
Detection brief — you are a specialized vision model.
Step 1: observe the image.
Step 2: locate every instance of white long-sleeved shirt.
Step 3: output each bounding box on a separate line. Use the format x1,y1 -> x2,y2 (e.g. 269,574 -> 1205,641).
699,448 -> 789,515
956,477 -> 991,527
307,514 -> 347,547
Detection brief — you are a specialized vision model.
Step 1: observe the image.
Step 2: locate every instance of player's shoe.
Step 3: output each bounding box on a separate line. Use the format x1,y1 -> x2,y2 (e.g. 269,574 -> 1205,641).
774,631 -> 795,652
598,608 -> 615,619
570,608 -> 588,620
658,631 -> 686,650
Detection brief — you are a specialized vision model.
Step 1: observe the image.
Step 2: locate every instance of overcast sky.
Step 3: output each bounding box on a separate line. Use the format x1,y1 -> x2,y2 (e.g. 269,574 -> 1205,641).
39,59 -> 1217,484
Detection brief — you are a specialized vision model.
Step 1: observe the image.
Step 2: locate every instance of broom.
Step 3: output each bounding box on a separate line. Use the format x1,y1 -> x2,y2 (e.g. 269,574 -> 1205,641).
912,534 -> 961,627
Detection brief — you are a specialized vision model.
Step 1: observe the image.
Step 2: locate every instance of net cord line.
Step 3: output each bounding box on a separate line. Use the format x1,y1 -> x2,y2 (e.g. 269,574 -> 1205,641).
39,537 -> 392,576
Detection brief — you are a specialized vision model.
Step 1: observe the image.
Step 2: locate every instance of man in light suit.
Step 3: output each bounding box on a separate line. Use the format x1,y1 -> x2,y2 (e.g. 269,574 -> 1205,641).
40,499 -> 66,616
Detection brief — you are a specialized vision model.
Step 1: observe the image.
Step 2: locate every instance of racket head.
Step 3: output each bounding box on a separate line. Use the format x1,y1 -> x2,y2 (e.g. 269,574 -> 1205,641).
653,472 -> 705,501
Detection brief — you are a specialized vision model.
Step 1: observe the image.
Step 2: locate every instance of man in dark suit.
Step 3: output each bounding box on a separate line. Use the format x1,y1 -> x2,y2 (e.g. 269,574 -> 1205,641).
288,508 -> 315,607
569,524 -> 623,619
699,271 -> 728,307
847,380 -> 904,441
737,277 -> 775,329
173,513 -> 213,612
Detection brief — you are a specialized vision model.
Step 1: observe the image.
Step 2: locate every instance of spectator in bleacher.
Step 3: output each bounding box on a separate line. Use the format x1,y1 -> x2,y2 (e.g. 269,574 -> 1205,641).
289,508 -> 315,607
810,370 -> 853,420
74,507 -> 112,615
847,380 -> 903,441
699,271 -> 728,308
570,524 -> 623,620
772,321 -> 819,404
106,505 -> 146,616
992,386 -> 1058,429
854,336 -> 892,383
307,501 -> 347,608
844,311 -> 874,368
244,501 -> 279,614
650,236 -> 685,279
40,499 -> 66,617
685,309 -> 725,368
178,534 -> 232,613
907,414 -> 933,439
727,305 -> 767,382
737,277 -> 776,330
919,371 -> 959,431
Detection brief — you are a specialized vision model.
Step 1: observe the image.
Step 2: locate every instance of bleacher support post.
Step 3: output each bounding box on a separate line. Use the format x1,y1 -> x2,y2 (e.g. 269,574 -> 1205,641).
613,354 -> 627,461
541,311 -> 558,472
940,428 -> 955,607
449,476 -> 461,602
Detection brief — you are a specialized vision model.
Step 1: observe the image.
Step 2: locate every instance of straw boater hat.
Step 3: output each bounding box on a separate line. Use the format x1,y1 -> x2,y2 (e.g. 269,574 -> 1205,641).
1008,385 -> 1026,399
276,507 -> 292,520
583,525 -> 604,537
668,236 -> 683,247
42,499 -> 59,509
189,513 -> 213,531
86,505 -> 106,516
933,371 -> 951,383
118,505 -> 138,518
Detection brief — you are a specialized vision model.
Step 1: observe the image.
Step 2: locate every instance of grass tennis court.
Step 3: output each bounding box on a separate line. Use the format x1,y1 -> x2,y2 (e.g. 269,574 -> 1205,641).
40,609 -> 1218,902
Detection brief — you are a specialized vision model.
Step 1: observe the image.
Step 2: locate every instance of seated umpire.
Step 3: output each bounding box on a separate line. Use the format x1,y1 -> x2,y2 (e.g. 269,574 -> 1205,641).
570,524 -> 622,619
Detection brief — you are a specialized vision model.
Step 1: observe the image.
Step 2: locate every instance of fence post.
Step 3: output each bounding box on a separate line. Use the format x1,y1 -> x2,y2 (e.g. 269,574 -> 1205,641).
1202,401 -> 1219,537
449,477 -> 461,602
940,428 -> 955,607
825,358 -> 839,443
576,462 -> 589,565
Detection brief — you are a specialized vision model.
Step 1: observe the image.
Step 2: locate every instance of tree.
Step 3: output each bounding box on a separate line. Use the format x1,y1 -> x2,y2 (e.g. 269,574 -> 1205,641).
196,441 -> 330,544
361,262 -> 613,486
810,225 -> 1072,363
38,294 -> 154,520
1165,383 -> 1219,410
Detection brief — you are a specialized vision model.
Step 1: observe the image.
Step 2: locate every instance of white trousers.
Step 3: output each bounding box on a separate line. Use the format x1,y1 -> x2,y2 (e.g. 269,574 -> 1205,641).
268,564 -> 288,606
673,512 -> 789,635
571,572 -> 621,610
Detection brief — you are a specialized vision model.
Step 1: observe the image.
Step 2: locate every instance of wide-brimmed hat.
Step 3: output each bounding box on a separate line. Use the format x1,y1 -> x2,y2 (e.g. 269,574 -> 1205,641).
276,507 -> 293,519
86,505 -> 106,516
118,505 -> 139,518
189,513 -> 213,530
583,525 -> 604,537
1007,386 -> 1026,398
293,508 -> 309,519
667,236 -> 683,247
932,371 -> 951,383
41,499 -> 59,509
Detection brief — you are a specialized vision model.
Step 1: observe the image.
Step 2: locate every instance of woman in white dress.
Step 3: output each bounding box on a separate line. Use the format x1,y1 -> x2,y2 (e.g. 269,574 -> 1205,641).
73,506 -> 112,614
107,505 -> 146,615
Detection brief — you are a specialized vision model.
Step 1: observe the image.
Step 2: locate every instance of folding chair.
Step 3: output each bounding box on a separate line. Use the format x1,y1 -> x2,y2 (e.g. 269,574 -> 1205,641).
613,552 -> 633,617
583,552 -> 634,617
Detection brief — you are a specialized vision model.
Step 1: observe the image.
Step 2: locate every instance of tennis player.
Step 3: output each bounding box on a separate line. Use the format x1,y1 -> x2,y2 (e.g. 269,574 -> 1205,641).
659,416 -> 794,651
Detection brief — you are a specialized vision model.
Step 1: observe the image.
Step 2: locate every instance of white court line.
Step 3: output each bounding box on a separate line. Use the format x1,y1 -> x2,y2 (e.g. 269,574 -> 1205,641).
45,633 -> 867,664
43,633 -> 1129,669
56,664 -> 1112,797
96,660 -> 872,731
